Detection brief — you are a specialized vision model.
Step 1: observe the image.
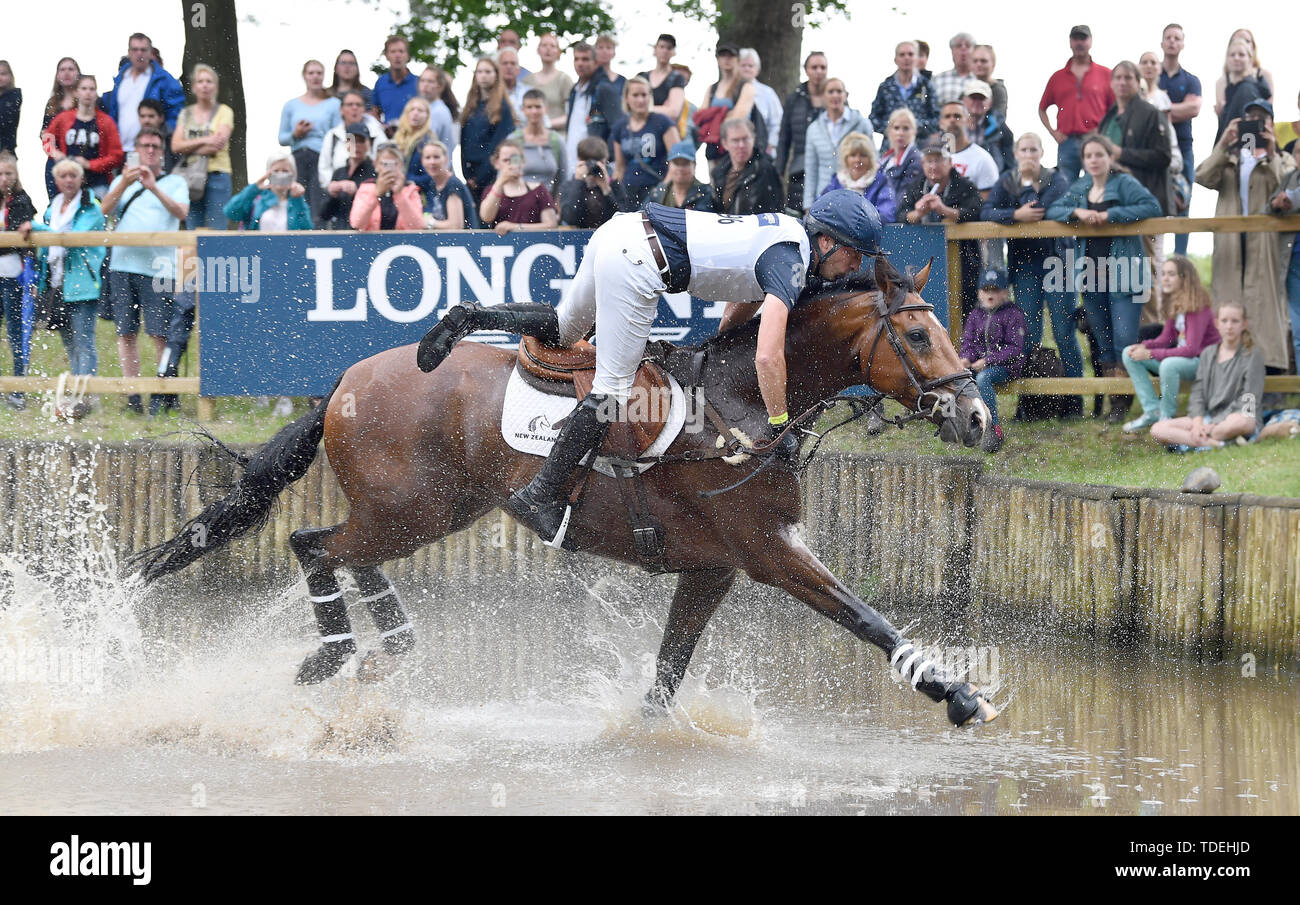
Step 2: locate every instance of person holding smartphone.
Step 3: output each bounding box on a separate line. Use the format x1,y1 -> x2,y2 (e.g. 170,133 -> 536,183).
222,151 -> 312,231
1195,98 -> 1293,377
478,138 -> 557,235
349,140 -> 423,231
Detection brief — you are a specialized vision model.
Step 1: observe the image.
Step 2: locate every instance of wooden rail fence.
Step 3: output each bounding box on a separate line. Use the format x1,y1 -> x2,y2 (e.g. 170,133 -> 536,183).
2,442 -> 1294,665
1,216 -> 1298,406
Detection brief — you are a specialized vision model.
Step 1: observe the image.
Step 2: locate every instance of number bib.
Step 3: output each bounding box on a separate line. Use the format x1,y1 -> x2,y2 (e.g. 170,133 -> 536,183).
680,211 -> 810,301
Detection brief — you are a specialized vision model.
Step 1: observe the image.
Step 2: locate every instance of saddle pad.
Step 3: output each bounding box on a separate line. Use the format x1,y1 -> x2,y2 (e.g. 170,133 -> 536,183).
501,367 -> 688,477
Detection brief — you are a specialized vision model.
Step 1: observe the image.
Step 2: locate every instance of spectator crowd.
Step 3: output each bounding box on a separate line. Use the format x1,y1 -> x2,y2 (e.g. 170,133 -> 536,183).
0,22 -> 1295,442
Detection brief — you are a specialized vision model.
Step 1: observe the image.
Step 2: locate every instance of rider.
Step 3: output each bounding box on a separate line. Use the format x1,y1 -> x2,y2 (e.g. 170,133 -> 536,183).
418,189 -> 883,548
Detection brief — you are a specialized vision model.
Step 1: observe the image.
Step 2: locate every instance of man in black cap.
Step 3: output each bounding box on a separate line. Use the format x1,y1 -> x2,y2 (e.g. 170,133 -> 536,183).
1038,25 -> 1113,182
899,134 -> 983,318
321,122 -> 376,230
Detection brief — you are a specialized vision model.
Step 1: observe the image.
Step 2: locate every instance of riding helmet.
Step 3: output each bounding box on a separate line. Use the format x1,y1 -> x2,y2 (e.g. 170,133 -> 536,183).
804,189 -> 883,255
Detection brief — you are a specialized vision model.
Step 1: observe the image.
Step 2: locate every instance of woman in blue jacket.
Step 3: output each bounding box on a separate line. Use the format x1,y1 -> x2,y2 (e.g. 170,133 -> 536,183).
1047,132 -> 1163,422
458,57 -> 515,201
34,159 -> 105,384
223,152 -> 314,231
983,132 -> 1082,410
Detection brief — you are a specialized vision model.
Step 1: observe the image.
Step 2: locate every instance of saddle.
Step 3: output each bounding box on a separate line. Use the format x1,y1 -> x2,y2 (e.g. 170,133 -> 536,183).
516,335 -> 671,456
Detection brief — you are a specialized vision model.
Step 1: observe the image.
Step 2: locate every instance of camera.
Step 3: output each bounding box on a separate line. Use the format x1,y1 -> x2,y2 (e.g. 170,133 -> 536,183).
583,159 -> 605,180
270,171 -> 294,188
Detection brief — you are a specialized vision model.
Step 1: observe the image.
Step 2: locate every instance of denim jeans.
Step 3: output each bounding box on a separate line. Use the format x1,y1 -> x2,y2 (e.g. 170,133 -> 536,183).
1011,261 -> 1084,377
1287,251 -> 1300,372
0,275 -> 25,376
1121,350 -> 1199,419
1056,135 -> 1082,184
974,363 -> 1012,425
1081,292 -> 1142,366
1173,148 -> 1194,256
186,170 -> 233,230
58,300 -> 98,375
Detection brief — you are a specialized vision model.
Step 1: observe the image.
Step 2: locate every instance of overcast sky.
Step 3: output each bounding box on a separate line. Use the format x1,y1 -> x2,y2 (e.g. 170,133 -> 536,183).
8,0 -> 1296,253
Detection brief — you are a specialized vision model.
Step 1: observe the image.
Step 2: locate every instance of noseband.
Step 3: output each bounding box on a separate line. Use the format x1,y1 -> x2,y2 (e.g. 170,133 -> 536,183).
859,292 -> 976,416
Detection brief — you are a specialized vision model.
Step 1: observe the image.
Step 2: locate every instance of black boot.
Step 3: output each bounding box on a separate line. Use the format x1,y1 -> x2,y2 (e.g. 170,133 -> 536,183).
417,302 -> 561,372
507,392 -> 611,549
295,588 -> 356,684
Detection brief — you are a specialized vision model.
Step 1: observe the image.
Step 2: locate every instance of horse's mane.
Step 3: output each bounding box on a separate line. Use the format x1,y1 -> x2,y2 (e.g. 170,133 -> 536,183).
696,256 -> 915,356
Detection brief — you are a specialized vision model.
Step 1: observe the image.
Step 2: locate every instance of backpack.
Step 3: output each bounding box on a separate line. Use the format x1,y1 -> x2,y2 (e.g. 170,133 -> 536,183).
692,105 -> 728,156
1013,346 -> 1070,421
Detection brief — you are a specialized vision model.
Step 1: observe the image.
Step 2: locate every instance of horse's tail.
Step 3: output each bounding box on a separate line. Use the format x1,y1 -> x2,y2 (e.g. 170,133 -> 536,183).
126,376 -> 343,585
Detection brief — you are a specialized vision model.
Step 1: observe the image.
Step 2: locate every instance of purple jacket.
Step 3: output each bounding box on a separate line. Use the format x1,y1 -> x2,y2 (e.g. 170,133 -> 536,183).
960,302 -> 1028,377
1141,307 -> 1220,361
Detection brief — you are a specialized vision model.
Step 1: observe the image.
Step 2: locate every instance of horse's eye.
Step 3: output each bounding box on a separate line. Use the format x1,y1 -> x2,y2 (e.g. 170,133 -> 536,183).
907,329 -> 930,348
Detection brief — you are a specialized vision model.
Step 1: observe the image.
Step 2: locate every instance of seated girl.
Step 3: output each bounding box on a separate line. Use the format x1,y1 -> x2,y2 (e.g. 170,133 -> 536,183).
1120,254 -> 1220,432
1150,301 -> 1265,451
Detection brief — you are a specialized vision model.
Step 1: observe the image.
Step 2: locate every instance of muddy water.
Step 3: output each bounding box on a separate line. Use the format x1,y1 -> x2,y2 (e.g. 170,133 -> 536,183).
2,554 -> 1295,816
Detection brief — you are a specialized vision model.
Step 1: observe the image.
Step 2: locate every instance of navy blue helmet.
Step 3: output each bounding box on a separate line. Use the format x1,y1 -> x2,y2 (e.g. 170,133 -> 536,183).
804,189 -> 884,257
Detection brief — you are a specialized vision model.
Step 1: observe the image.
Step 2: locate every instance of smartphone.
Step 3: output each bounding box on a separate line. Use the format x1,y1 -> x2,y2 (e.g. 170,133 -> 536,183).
1238,119 -> 1261,148
126,150 -> 140,169
270,171 -> 294,188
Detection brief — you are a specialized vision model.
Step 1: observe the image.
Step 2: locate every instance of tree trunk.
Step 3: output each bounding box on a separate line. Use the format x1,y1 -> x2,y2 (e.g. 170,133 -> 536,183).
180,0 -> 248,192
719,0 -> 805,103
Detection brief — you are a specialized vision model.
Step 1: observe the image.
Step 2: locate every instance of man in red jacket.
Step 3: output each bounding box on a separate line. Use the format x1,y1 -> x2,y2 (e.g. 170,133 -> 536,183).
1038,25 -> 1113,184
43,75 -> 124,198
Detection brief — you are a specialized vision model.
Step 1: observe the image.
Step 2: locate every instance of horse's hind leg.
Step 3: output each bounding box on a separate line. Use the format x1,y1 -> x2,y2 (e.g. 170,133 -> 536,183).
643,568 -> 737,715
351,565 -> 414,682
289,525 -> 355,685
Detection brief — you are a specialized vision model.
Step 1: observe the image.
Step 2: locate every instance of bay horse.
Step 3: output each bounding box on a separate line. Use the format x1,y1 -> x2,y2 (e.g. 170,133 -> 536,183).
129,256 -> 1000,726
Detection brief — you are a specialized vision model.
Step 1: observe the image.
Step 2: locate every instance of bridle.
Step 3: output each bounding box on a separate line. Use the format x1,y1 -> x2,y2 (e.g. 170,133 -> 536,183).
859,289 -> 976,418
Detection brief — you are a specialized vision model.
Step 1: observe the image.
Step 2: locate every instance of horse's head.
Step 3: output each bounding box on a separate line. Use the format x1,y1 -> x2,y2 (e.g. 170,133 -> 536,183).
851,256 -> 992,450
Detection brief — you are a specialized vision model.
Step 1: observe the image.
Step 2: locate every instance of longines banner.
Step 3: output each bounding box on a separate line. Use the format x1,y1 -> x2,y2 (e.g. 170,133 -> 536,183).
196,223 -> 948,396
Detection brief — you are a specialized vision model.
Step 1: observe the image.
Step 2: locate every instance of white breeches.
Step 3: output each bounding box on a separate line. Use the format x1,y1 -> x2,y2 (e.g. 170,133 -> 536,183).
556,212 -> 667,402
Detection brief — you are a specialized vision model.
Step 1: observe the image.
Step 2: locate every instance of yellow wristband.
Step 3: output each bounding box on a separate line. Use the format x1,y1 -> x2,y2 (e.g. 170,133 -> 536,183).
768,412 -> 789,426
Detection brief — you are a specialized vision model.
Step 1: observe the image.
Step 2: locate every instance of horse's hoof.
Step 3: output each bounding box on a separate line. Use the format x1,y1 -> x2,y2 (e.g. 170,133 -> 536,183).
356,649 -> 397,684
294,640 -> 356,685
640,689 -> 672,719
947,683 -> 999,727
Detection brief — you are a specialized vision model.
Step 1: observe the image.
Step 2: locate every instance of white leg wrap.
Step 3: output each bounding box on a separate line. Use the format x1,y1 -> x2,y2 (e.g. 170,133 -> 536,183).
310,591 -> 343,603
358,588 -> 397,604
380,622 -> 413,639
320,633 -> 355,643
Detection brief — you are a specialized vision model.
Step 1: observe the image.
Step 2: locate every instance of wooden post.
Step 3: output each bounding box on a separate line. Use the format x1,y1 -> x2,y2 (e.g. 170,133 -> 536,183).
197,397 -> 216,421
946,239 -> 963,345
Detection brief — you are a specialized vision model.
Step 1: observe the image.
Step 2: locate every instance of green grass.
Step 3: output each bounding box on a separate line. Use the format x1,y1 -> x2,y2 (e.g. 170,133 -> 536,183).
0,317 -> 304,445
825,399 -> 1300,499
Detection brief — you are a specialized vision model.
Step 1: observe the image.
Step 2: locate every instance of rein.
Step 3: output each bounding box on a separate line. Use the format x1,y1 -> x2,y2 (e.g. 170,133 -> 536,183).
611,289 -> 972,498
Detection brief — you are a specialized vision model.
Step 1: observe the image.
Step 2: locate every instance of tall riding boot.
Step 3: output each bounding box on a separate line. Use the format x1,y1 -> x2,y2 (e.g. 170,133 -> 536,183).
1105,363 -> 1133,424
507,392 -> 611,549
418,302 -> 561,371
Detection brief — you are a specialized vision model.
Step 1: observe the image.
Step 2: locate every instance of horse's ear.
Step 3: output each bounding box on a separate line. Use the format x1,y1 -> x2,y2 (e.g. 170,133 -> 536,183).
874,255 -> 892,297
913,257 -> 933,293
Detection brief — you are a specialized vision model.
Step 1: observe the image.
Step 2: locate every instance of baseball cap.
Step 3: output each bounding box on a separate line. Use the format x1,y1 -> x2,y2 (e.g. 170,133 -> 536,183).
345,122 -> 371,138
667,140 -> 696,162
963,79 -> 992,99
1070,25 -> 1091,39
715,41 -> 739,56
979,267 -> 1009,290
919,133 -> 952,158
977,266 -> 1008,291
1243,98 -> 1273,118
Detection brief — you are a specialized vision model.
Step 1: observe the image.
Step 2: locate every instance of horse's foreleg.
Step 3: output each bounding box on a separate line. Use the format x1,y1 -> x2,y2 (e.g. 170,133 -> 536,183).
643,567 -> 737,715
289,525 -> 355,684
751,528 -> 997,726
351,565 -> 415,682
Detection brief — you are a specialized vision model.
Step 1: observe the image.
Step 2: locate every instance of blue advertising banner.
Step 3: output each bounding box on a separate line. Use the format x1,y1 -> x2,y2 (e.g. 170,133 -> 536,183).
196,223 -> 947,396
